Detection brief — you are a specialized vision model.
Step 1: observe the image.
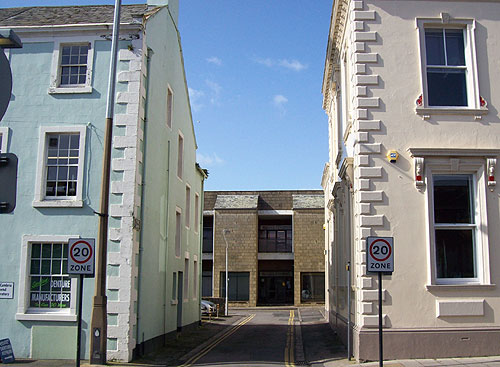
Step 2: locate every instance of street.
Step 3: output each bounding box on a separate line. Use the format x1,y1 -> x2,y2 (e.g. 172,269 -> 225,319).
179,307 -> 344,367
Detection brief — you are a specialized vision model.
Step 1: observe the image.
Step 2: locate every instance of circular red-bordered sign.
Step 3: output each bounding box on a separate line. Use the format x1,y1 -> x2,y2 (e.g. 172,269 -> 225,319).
70,240 -> 93,264
369,238 -> 392,262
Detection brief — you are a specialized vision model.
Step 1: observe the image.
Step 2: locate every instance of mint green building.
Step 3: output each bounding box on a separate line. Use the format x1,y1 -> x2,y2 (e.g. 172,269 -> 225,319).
0,1 -> 205,361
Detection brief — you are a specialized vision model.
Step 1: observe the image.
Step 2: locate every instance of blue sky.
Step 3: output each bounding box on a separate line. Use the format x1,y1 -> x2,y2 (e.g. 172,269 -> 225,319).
0,1 -> 331,191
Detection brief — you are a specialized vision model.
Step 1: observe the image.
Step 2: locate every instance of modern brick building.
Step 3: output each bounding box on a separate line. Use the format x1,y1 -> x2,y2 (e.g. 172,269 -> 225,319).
202,190 -> 325,307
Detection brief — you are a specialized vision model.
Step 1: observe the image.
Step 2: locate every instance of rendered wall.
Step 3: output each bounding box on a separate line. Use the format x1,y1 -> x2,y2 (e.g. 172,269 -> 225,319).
136,3 -> 203,354
324,0 -> 500,360
0,34 -> 135,359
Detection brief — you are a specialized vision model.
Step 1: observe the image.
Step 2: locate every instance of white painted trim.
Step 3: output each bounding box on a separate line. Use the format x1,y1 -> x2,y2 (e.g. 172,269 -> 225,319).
0,127 -> 10,153
258,210 -> 294,215
47,36 -> 97,94
16,235 -> 79,322
203,210 -> 215,215
258,253 -> 294,260
33,125 -> 87,208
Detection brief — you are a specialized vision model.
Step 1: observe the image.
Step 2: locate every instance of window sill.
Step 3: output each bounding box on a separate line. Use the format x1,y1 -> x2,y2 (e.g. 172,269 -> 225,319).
426,284 -> 496,291
48,86 -> 93,94
16,312 -> 77,322
416,107 -> 488,120
33,199 -> 83,208
170,300 -> 178,305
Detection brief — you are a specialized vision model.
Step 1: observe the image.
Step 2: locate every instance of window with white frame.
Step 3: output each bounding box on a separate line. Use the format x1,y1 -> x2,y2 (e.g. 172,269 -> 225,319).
423,155 -> 492,285
34,126 -> 86,207
433,174 -> 476,279
185,185 -> 191,228
184,258 -> 189,301
193,259 -> 198,299
417,16 -> 482,111
0,127 -> 9,153
177,133 -> 184,180
16,235 -> 78,321
167,86 -> 173,129
194,193 -> 200,233
175,208 -> 182,257
49,41 -> 94,94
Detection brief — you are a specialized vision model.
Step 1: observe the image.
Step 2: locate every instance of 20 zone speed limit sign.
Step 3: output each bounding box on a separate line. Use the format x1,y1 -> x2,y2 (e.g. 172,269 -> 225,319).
367,237 -> 394,273
68,238 -> 95,275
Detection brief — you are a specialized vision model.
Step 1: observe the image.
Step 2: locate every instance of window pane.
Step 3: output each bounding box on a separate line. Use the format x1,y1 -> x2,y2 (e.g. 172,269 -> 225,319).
445,29 -> 466,66
425,29 -> 445,65
29,242 -> 71,310
70,134 -> 79,149
59,136 -> 69,149
436,229 -> 475,278
427,68 -> 467,106
32,243 -> 41,258
433,175 -> 472,223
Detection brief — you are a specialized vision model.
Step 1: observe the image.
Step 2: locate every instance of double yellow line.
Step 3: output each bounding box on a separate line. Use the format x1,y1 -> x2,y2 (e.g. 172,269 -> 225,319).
285,310 -> 295,367
179,313 -> 255,367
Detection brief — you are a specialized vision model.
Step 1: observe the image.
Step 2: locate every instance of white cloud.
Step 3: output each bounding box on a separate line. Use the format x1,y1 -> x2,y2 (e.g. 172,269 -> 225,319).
278,59 -> 307,71
273,94 -> 288,106
205,79 -> 222,105
197,152 -> 224,167
254,57 -> 307,71
206,56 -> 222,66
188,87 -> 205,112
273,94 -> 288,115
254,57 -> 274,67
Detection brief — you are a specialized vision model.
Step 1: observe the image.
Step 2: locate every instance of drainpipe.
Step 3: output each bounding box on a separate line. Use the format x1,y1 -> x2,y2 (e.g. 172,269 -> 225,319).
136,46 -> 152,355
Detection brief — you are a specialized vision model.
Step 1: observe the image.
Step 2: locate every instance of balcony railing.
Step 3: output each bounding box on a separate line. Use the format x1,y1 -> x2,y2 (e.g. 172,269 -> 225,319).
258,239 -> 292,253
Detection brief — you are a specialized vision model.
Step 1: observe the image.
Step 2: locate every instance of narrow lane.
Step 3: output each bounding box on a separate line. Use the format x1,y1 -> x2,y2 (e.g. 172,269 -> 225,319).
182,309 -> 297,367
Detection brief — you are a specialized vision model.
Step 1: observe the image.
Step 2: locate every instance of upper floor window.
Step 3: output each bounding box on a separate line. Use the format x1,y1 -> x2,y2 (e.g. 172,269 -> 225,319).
33,126 -> 86,207
177,133 -> 184,180
166,86 -> 173,129
425,29 -> 467,107
185,185 -> 191,229
417,16 -> 484,113
49,41 -> 94,94
258,218 -> 293,253
60,45 -> 88,86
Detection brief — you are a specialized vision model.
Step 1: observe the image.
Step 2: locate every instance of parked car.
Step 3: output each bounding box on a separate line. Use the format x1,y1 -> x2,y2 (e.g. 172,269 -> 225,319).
201,300 -> 217,316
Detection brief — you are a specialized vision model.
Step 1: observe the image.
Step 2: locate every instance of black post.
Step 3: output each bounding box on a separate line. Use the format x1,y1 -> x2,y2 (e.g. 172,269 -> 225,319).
378,272 -> 383,367
76,274 -> 84,367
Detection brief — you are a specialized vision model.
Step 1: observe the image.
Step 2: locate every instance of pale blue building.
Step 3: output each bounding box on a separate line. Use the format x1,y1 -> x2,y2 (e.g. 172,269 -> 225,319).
0,1 -> 205,361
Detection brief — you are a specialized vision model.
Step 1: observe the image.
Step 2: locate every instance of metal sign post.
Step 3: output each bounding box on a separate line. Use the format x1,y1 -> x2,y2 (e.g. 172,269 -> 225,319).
68,238 -> 95,367
367,237 -> 394,367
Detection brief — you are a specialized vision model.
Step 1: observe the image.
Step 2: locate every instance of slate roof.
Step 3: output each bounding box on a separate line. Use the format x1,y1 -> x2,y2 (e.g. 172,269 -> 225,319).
214,195 -> 259,210
292,194 -> 324,209
204,190 -> 324,211
0,4 -> 149,27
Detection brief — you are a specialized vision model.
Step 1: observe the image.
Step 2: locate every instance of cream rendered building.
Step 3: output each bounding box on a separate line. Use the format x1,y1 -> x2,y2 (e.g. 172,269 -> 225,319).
322,0 -> 500,361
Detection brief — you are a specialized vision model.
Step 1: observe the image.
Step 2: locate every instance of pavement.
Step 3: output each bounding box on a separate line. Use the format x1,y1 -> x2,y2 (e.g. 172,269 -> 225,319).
4,307 -> 500,367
